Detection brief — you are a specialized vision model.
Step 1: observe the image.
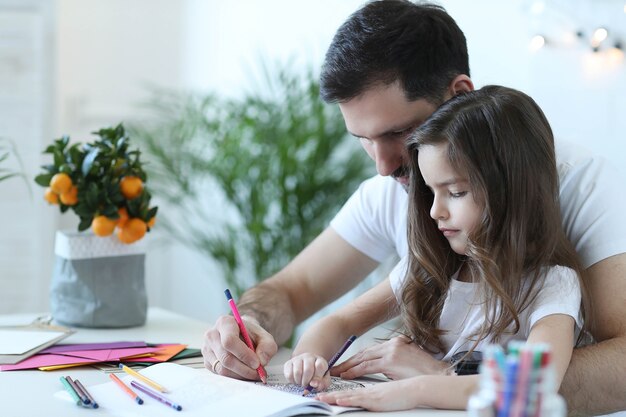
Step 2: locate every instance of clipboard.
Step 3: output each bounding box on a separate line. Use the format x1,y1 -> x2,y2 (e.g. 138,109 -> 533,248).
0,318 -> 74,365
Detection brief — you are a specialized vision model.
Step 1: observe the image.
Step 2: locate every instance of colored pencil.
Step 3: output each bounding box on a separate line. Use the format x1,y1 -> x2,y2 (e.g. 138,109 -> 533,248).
224,288 -> 268,383
303,335 -> 357,395
119,363 -> 168,393
59,376 -> 81,406
75,379 -> 99,409
65,376 -> 90,406
110,373 -> 144,404
130,381 -> 182,411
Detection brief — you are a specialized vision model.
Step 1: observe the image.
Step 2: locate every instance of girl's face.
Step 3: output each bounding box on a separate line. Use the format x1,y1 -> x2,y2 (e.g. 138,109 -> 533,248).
418,143 -> 482,255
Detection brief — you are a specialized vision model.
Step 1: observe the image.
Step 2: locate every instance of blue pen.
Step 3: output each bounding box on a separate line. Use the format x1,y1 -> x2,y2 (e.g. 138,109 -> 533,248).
303,335 -> 357,396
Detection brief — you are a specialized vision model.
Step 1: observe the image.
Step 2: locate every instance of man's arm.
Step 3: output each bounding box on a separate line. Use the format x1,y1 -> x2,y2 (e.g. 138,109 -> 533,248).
560,253 -> 626,416
202,227 -> 379,379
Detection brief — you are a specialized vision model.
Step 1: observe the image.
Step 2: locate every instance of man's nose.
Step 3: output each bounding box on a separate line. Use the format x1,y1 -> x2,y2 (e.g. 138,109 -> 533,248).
373,142 -> 404,177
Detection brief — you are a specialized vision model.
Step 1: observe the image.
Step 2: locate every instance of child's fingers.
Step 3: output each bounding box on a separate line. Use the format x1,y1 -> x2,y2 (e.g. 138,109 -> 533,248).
283,359 -> 296,383
299,354 -> 327,387
309,357 -> 331,390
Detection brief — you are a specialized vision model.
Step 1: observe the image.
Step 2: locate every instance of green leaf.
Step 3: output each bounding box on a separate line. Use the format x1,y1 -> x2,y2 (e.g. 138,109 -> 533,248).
82,147 -> 100,176
34,173 -> 53,187
78,217 -> 92,231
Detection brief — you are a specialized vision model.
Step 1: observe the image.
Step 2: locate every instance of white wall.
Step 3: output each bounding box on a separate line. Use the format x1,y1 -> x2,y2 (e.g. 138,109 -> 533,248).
1,0 -> 624,326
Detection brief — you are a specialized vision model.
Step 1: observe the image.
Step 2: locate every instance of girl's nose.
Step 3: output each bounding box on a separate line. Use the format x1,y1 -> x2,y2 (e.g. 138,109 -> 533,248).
430,195 -> 448,220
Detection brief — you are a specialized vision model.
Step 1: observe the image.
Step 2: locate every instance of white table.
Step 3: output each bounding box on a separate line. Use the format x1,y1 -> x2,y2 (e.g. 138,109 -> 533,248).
0,308 -> 465,417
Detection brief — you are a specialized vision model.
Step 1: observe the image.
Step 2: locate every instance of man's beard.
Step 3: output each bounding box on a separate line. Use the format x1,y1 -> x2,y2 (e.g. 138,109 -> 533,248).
392,165 -> 409,192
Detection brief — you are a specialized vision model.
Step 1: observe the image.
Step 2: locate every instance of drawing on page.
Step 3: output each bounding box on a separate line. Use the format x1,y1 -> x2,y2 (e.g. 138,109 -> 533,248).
255,375 -> 364,397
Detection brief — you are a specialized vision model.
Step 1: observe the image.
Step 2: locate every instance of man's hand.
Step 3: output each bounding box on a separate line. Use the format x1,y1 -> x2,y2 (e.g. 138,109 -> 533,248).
331,335 -> 448,380
202,314 -> 278,380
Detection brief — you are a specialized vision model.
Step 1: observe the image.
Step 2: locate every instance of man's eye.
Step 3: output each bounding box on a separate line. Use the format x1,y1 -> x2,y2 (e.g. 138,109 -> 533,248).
391,127 -> 412,137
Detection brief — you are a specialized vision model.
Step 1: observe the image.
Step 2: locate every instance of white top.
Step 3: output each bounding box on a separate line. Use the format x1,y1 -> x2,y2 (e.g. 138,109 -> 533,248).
388,259 -> 582,361
330,139 -> 626,269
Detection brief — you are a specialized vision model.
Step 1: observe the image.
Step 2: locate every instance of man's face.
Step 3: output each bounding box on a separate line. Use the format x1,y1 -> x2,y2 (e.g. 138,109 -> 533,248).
339,82 -> 439,187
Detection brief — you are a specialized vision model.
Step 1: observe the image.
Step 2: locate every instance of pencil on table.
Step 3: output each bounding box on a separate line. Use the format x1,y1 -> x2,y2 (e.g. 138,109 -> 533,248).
110,373 -> 144,404
119,363 -> 169,393
74,379 -> 99,409
59,376 -> 82,406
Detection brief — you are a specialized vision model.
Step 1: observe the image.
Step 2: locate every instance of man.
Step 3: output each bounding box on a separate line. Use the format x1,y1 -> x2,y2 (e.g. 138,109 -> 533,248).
202,2 -> 626,415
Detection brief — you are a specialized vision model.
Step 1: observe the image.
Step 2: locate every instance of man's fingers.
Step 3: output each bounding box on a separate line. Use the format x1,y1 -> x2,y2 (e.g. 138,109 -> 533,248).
202,315 -> 268,381
248,323 -> 278,366
215,350 -> 262,380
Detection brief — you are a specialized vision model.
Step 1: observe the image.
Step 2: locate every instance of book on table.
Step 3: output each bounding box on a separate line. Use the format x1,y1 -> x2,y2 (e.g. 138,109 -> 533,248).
54,362 -> 370,416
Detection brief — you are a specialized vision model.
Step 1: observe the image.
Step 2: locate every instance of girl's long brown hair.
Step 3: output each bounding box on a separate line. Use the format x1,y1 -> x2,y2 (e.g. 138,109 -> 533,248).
401,85 -> 588,354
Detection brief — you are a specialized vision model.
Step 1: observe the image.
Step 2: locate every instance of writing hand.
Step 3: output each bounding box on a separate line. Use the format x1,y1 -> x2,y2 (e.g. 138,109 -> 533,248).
202,314 -> 278,380
331,335 -> 448,380
284,353 -> 332,393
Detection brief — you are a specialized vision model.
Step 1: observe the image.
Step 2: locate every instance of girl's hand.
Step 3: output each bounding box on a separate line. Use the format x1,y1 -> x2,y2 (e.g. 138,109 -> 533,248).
284,353 -> 331,392
331,335 -> 449,380
317,378 -> 419,411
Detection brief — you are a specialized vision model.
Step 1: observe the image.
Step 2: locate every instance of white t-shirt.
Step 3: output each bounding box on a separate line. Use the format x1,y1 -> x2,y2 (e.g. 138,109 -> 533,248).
330,139 -> 626,269
388,259 -> 582,361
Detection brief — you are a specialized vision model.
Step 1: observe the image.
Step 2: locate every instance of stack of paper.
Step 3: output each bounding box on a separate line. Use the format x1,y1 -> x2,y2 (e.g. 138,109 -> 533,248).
0,341 -> 191,371
0,323 -> 74,365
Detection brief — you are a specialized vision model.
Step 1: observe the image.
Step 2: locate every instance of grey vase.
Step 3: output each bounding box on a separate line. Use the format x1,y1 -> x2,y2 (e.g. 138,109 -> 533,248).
50,230 -> 147,328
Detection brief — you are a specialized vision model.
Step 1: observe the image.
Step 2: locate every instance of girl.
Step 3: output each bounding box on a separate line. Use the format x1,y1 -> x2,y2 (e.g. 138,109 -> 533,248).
283,85 -> 588,411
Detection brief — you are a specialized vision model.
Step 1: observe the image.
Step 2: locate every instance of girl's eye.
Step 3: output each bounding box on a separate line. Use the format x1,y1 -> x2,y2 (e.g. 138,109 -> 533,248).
450,191 -> 468,198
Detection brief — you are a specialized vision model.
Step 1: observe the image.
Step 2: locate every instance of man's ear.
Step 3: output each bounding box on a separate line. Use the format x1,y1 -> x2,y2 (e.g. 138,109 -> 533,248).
446,75 -> 474,99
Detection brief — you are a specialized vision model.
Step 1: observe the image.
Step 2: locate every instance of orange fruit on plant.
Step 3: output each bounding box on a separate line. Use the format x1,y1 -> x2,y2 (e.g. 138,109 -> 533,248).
59,186 -> 78,206
117,207 -> 129,228
147,216 -> 156,229
49,173 -> 73,194
120,176 -> 143,199
117,217 -> 147,244
91,215 -> 117,237
44,187 -> 59,204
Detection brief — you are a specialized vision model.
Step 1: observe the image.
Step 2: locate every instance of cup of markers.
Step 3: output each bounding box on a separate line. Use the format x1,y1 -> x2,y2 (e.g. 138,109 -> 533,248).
468,342 -> 566,417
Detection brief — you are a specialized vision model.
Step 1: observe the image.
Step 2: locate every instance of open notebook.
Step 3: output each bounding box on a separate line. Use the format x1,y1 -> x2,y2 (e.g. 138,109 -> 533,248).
54,362 -> 367,416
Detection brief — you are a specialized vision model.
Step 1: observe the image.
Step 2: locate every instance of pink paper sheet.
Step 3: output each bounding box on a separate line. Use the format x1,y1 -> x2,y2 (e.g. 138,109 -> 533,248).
0,347 -> 159,371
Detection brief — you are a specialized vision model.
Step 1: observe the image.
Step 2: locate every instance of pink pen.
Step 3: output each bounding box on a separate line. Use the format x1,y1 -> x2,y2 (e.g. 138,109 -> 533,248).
224,289 -> 268,384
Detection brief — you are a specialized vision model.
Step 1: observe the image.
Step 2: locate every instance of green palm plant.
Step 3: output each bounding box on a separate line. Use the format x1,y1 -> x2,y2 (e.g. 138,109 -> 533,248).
0,137 -> 25,184
130,65 -> 374,296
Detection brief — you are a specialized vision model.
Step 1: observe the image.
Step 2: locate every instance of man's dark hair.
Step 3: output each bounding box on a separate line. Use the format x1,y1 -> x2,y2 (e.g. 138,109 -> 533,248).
320,0 -> 470,104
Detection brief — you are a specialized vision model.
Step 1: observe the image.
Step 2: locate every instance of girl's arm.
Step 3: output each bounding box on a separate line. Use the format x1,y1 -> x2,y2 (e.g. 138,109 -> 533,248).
285,278 -> 398,390
318,374 -> 479,411
525,313 -> 575,388
319,313 -> 576,411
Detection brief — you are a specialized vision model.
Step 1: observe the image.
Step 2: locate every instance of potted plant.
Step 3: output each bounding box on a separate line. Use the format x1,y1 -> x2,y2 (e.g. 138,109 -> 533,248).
130,64 -> 374,297
34,124 -> 158,327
